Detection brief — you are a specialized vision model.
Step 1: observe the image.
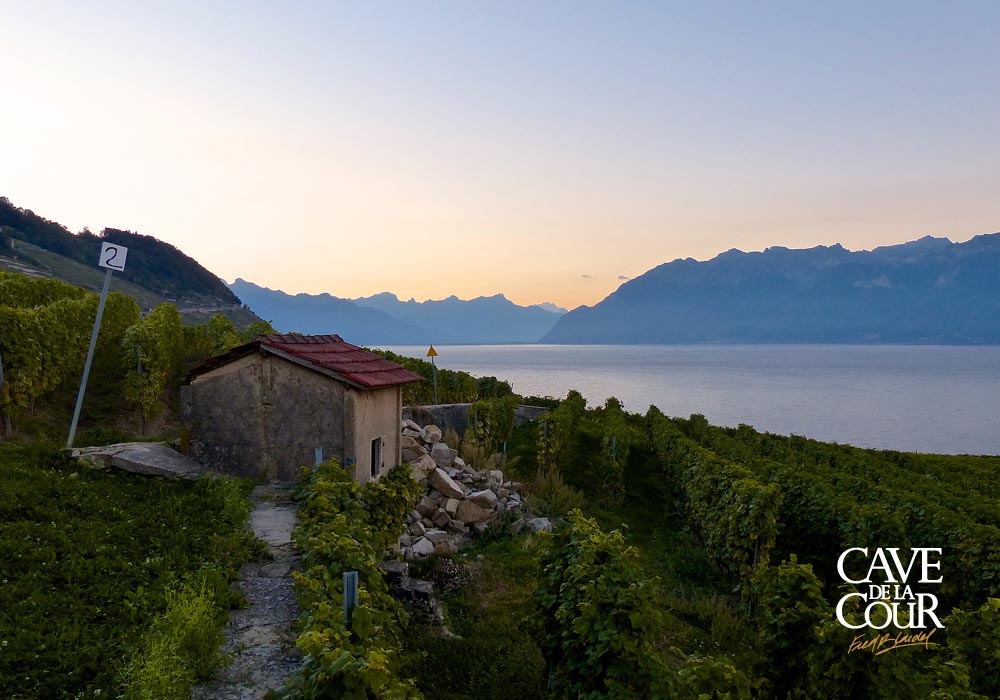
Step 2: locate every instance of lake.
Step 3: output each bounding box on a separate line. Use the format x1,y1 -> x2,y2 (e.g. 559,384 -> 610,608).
386,344 -> 1000,456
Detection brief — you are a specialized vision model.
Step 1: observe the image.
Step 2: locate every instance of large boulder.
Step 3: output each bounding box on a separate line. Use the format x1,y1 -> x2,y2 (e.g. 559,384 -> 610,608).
424,528 -> 449,543
467,489 -> 498,510
416,496 -> 438,518
401,435 -> 420,449
434,541 -> 458,557
411,537 -> 436,558
408,455 -> 437,481
455,499 -> 492,525
428,468 -> 465,499
421,424 -> 443,444
430,442 -> 454,468
525,517 -> 553,533
402,441 -> 429,463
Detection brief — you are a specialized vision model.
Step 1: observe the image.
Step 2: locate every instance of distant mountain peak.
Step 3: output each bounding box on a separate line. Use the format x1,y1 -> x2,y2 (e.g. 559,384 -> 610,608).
714,247 -> 746,260
356,291 -> 402,303
871,235 -> 954,256
532,302 -> 569,315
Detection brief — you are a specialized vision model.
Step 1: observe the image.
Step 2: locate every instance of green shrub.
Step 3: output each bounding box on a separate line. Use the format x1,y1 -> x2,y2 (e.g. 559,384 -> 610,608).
526,465 -> 585,518
468,396 -> 518,454
658,653 -> 753,699
119,568 -> 228,700
534,510 -> 664,699
276,459 -> 422,699
945,598 -> 1000,699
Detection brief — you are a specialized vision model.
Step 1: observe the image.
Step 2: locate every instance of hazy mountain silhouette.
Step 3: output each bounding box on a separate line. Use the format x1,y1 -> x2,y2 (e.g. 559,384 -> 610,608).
352,292 -> 565,343
229,281 -> 565,344
542,234 -> 1000,344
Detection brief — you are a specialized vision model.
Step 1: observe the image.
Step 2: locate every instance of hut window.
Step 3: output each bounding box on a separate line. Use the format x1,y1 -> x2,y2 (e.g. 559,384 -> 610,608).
370,437 -> 382,479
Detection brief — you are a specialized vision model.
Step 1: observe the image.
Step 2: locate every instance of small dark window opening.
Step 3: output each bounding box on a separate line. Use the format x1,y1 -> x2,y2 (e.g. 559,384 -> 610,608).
370,437 -> 383,479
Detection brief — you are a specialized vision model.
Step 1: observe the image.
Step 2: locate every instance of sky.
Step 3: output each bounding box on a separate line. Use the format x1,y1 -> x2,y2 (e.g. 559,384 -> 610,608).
2,1 -> 999,310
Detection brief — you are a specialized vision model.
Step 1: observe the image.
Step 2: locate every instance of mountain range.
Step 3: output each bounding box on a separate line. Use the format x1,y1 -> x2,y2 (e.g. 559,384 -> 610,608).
542,234 -> 1000,344
228,279 -> 567,345
5,196 -> 997,345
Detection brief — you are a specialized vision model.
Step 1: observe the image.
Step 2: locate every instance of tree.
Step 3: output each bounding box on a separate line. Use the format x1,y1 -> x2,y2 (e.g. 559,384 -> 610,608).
123,304 -> 183,430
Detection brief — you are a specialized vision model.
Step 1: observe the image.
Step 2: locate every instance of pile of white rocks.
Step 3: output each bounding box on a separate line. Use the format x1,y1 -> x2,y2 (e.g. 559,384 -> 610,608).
400,419 -> 551,559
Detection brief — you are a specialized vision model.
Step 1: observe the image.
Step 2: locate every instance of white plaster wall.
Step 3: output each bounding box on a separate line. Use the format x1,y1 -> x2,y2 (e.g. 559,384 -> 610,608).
347,385 -> 403,483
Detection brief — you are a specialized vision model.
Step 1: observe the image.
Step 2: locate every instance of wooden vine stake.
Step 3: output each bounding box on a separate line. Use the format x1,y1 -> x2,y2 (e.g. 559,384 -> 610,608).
0,349 -> 11,438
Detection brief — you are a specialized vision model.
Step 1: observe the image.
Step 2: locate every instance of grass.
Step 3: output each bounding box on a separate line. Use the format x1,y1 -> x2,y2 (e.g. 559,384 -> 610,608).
399,536 -> 548,700
0,444 -> 257,699
118,569 -> 229,700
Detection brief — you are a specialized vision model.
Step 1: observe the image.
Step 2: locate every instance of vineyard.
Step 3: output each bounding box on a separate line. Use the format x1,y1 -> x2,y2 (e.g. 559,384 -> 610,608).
0,270 -> 273,441
501,398 -> 1000,699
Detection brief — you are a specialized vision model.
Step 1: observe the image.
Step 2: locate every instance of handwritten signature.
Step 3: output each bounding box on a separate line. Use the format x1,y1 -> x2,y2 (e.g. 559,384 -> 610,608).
848,629 -> 938,656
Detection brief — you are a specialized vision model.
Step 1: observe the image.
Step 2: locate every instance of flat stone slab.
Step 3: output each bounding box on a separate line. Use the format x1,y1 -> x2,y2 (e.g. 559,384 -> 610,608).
70,442 -> 204,480
249,485 -> 297,547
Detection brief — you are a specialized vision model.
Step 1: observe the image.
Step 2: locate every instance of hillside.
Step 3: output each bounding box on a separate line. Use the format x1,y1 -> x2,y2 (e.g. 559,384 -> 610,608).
229,279 -> 565,345
542,233 -> 1000,344
0,198 -> 259,327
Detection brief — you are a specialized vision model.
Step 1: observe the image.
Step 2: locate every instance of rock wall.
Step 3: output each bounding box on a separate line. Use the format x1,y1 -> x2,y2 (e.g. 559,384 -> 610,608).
398,418 -> 554,560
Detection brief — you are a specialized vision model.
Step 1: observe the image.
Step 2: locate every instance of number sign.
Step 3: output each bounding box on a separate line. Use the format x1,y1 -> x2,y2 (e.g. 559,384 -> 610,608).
99,242 -> 128,271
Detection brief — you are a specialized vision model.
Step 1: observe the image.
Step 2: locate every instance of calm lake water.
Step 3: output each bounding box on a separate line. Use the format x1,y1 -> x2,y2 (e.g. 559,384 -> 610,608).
387,345 -> 1000,456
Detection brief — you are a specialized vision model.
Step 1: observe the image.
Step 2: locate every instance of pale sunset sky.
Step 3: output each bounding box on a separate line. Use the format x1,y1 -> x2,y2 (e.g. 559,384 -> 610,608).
3,1 -> 998,309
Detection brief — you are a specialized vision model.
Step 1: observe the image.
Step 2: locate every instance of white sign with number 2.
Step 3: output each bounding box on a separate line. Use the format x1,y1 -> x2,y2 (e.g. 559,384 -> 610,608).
99,242 -> 128,271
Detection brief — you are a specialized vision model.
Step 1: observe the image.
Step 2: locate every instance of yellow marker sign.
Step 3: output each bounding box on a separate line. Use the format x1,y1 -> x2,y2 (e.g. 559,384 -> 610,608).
426,345 -> 438,358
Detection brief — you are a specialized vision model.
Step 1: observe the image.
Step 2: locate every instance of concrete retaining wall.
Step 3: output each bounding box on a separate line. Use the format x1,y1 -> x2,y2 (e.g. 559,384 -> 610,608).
403,403 -> 550,439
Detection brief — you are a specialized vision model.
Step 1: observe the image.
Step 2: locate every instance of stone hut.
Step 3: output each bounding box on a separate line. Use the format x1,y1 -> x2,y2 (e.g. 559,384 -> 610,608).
182,333 -> 423,482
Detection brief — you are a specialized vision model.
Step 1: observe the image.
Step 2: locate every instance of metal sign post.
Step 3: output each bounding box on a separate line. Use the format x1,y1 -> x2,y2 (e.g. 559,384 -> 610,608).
426,345 -> 439,404
67,242 -> 128,448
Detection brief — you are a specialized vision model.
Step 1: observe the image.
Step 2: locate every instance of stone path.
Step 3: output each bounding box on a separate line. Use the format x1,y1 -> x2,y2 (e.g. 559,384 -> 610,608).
191,483 -> 303,700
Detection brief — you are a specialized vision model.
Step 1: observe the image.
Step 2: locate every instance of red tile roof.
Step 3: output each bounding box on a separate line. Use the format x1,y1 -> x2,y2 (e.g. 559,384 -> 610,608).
189,333 -> 424,389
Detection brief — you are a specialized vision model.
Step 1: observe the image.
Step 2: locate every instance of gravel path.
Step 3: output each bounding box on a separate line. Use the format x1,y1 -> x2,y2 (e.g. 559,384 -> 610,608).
191,483 -> 302,700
